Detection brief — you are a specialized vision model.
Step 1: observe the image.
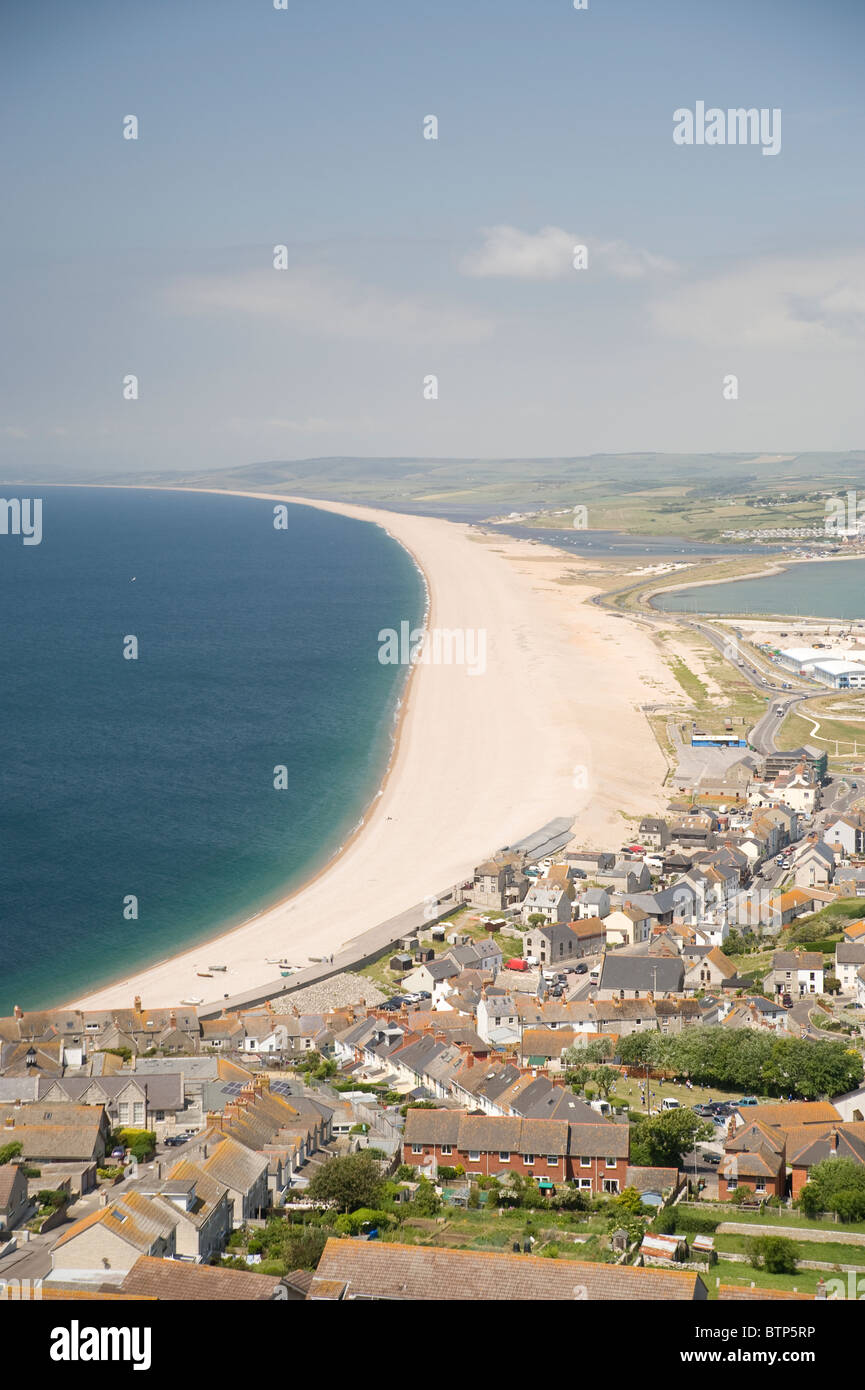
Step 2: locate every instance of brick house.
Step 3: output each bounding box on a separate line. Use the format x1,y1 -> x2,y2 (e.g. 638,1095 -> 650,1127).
787,1124 -> 865,1200
718,1119 -> 787,1200
403,1110 -> 629,1192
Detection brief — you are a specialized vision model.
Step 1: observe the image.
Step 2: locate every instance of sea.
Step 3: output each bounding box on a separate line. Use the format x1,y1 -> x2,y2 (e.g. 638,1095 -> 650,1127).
0,486 -> 425,1012
652,558 -> 865,620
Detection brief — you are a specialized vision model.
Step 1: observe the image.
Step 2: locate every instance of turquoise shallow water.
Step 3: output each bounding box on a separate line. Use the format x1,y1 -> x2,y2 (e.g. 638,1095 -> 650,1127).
653,559 -> 865,620
0,486 -> 424,1012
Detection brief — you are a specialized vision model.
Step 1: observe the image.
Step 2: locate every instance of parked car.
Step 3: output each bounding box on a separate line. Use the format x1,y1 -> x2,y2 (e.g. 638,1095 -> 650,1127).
575,963 -> 588,974
164,1135 -> 187,1147
739,1096 -> 758,1106
704,1152 -> 722,1166
662,1098 -> 681,1111
782,993 -> 793,1008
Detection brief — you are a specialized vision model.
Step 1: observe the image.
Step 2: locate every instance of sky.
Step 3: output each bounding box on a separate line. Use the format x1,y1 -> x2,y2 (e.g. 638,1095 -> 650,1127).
1,0 -> 863,476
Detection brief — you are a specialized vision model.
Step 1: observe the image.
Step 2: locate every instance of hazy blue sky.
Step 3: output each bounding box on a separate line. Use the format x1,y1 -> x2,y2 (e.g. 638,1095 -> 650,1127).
1,0 -> 863,475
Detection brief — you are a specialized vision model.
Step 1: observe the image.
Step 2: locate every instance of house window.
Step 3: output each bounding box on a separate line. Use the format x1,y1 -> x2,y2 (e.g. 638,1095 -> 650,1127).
468,1151 -> 481,1162
580,1156 -> 591,1168
579,1178 -> 592,1190
155,1111 -> 165,1123
547,1155 -> 559,1166
441,1145 -> 452,1156
411,1145 -> 424,1155
605,1157 -> 617,1168
602,1179 -> 619,1193
524,1154 -> 535,1166
755,1181 -> 766,1194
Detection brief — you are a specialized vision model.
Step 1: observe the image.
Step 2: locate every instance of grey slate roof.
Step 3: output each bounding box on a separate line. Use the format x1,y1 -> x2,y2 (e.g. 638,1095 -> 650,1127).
598,954 -> 684,994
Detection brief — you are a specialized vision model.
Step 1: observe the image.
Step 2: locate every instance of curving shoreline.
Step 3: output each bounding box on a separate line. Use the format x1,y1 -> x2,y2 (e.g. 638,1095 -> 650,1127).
63,486 -> 683,1010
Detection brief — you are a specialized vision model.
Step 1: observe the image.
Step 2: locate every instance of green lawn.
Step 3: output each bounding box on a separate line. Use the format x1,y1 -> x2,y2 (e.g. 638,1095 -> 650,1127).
700,1206 -> 865,1235
707,1260 -> 827,1299
715,1233 -> 865,1267
614,1075 -> 746,1113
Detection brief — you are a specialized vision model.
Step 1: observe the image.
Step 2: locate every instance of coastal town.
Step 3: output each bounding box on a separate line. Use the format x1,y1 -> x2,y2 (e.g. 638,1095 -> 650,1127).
5,695 -> 865,1305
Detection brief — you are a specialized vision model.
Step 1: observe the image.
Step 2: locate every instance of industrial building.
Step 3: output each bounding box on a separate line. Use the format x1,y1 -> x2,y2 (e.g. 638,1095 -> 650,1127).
808,659 -> 865,689
777,646 -> 865,688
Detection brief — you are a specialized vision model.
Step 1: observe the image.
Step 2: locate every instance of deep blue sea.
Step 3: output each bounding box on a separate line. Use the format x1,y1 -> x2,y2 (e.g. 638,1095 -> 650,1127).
0,487 -> 424,1012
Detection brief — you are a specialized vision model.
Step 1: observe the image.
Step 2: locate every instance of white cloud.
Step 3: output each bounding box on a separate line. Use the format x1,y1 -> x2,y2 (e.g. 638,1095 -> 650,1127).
651,252 -> 865,349
459,224 -> 676,280
161,267 -> 493,345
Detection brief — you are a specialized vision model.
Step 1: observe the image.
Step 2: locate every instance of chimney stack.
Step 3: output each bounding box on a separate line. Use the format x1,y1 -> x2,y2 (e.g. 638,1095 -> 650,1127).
830,1129 -> 839,1154
13,1004 -> 23,1020
133,995 -> 142,1013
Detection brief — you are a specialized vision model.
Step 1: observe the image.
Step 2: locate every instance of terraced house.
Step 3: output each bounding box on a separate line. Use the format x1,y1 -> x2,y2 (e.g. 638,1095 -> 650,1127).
403,1109 -> 630,1192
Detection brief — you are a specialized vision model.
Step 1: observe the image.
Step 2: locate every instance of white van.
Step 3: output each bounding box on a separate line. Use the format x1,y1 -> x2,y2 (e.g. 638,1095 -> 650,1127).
662,1097 -> 681,1111
590,1099 -> 611,1116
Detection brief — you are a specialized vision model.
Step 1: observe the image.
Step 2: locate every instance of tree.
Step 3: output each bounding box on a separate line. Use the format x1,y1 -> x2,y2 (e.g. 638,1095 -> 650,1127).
629,1111 -> 715,1169
565,1065 -> 590,1093
800,1157 -> 865,1221
583,1038 -> 613,1064
527,914 -> 547,929
0,1142 -> 23,1166
412,1176 -> 441,1216
592,1066 -> 618,1099
307,1151 -> 385,1213
745,1235 -> 798,1274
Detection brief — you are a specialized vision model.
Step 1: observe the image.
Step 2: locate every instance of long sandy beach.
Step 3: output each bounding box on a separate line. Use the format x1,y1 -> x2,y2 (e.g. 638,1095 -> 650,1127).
69,491 -> 679,1010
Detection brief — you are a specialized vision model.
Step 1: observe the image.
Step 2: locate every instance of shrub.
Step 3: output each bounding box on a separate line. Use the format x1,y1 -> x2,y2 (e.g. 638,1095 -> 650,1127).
745,1235 -> 798,1274
333,1208 -> 395,1236
0,1142 -> 23,1166
675,1210 -> 721,1235
113,1128 -> 156,1161
36,1189 -> 67,1210
651,1207 -> 676,1234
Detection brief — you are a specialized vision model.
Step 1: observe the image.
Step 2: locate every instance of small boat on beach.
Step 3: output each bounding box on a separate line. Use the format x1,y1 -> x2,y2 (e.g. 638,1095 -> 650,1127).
181,996 -> 203,1006
208,964 -> 227,972
196,971 -> 213,978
